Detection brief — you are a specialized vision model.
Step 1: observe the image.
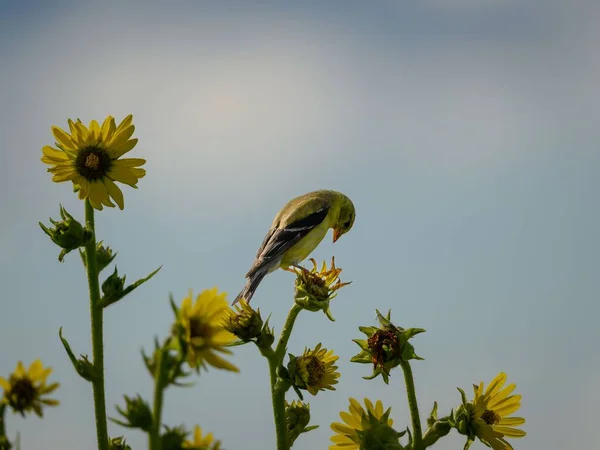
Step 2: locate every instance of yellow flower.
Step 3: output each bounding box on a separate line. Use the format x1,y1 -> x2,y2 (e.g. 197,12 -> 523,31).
182,425 -> 222,450
293,257 -> 351,320
222,299 -> 264,341
41,115 -> 145,210
175,288 -> 239,373
470,372 -> 526,450
288,343 -> 340,396
330,398 -> 396,450
0,360 -> 59,417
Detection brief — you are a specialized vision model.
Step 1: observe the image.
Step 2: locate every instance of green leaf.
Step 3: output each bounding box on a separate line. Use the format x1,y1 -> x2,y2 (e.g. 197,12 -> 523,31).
99,265 -> 162,308
58,327 -> 98,382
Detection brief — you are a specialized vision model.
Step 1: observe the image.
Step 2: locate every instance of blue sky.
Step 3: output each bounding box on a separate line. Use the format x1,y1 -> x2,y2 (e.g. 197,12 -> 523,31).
1,0 -> 598,449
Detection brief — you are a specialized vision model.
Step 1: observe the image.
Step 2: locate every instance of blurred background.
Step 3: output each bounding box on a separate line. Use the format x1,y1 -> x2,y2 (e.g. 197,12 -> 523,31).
1,0 -> 598,449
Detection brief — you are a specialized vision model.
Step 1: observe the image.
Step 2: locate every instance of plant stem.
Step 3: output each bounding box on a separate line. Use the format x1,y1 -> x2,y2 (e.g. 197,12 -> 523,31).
400,360 -> 423,450
422,420 -> 451,448
263,303 -> 302,450
149,348 -> 169,450
268,356 -> 289,450
0,404 -> 10,450
274,304 -> 302,362
84,200 -> 109,450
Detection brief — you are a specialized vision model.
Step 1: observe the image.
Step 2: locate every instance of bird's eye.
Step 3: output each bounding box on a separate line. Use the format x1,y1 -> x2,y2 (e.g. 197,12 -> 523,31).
343,220 -> 351,229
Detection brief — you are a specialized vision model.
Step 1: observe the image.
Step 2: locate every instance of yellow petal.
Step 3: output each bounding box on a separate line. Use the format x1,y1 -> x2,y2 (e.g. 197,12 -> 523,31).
88,181 -> 110,210
493,395 -> 521,416
41,145 -> 70,162
51,126 -> 77,151
203,352 -> 239,372
0,377 -> 10,390
499,416 -> 525,426
485,372 -> 507,397
107,166 -> 142,186
103,178 -> 125,210
494,426 -> 526,437
110,138 -> 139,159
51,167 -> 77,183
89,119 -> 101,143
107,125 -> 135,151
112,157 -> 146,168
100,116 -> 116,142
116,114 -> 133,132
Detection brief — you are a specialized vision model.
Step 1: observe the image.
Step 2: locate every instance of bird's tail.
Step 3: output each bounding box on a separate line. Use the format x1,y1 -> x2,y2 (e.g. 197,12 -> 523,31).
232,268 -> 268,305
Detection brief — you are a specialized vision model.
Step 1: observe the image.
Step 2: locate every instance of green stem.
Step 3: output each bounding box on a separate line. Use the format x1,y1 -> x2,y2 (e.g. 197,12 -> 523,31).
422,420 -> 451,448
0,404 -> 10,450
84,200 -> 109,450
400,360 -> 423,450
268,356 -> 289,450
149,348 -> 169,450
274,304 -> 302,363
261,304 -> 302,450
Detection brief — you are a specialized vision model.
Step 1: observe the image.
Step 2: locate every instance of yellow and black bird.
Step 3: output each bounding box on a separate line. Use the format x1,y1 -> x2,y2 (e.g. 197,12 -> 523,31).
233,190 -> 356,304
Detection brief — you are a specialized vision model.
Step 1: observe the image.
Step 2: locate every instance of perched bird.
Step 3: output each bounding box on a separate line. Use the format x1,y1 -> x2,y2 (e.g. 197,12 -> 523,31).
233,190 -> 356,305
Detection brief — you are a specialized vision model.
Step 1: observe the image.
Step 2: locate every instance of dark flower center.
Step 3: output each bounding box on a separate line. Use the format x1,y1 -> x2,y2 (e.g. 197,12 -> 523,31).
368,330 -> 400,371
481,409 -> 501,425
75,147 -> 111,180
306,356 -> 325,385
189,318 -> 211,340
9,378 -> 37,413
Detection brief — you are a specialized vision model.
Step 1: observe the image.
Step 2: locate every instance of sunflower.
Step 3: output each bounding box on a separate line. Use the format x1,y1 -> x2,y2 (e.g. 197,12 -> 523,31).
182,425 -> 222,450
454,372 -> 526,450
0,360 -> 59,417
330,398 -> 396,450
470,372 -> 526,450
288,343 -> 340,396
173,288 -> 239,373
41,115 -> 145,210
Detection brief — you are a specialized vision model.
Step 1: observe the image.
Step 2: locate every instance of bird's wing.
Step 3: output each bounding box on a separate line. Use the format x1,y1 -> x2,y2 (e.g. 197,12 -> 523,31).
246,204 -> 330,278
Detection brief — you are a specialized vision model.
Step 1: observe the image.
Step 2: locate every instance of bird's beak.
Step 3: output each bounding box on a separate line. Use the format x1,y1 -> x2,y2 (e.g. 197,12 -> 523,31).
333,228 -> 341,243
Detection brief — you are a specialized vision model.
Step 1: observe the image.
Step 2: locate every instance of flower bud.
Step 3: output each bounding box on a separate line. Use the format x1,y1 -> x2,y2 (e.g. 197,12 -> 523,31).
351,310 -> 424,384
80,241 -> 117,273
113,394 -> 153,432
102,266 -> 126,302
108,436 -> 132,450
223,299 -> 264,341
293,257 -> 350,321
39,205 -> 92,262
161,425 -> 188,450
286,400 -> 316,446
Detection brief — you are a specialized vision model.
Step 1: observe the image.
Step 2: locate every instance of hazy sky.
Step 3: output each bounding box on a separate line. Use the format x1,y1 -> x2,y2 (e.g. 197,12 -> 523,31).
1,1 -> 598,449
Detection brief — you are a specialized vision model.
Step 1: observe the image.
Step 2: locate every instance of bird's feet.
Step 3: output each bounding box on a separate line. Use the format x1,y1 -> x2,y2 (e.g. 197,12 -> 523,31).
285,263 -> 310,275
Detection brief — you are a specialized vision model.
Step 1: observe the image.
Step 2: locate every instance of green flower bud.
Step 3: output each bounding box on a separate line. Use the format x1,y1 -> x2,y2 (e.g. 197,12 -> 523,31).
257,318 -> 275,349
223,299 -> 264,341
293,257 -> 350,321
108,436 -> 132,450
59,327 -> 98,382
112,394 -> 153,432
39,205 -> 92,262
161,425 -> 188,450
80,241 -> 117,273
286,400 -> 317,446
102,266 -> 126,302
351,310 -> 424,384
357,407 -> 404,450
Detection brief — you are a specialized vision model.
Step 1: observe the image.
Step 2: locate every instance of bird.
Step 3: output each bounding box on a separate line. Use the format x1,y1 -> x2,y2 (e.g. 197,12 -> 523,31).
233,189 -> 356,305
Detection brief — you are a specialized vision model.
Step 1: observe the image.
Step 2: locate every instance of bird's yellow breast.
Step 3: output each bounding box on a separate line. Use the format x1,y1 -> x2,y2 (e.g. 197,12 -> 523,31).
278,220 -> 330,268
